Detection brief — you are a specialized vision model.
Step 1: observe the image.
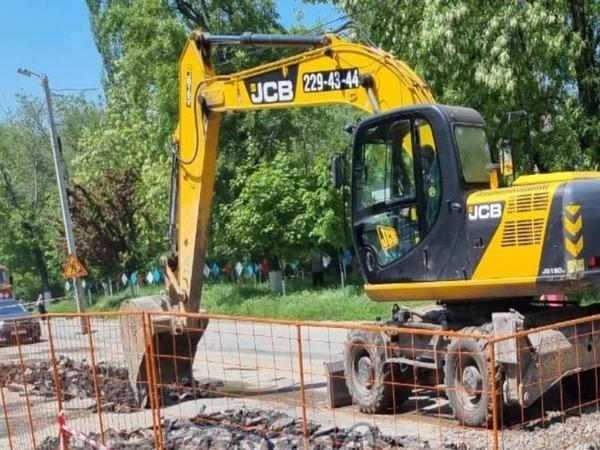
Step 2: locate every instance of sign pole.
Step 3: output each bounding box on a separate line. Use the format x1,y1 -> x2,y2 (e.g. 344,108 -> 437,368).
41,74 -> 88,334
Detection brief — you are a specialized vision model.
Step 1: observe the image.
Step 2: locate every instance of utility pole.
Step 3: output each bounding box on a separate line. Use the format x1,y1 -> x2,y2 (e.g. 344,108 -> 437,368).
18,68 -> 88,334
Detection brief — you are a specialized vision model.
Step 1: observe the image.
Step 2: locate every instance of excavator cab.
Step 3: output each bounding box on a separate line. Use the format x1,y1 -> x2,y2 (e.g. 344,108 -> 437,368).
351,104 -> 492,287
356,104 -> 600,304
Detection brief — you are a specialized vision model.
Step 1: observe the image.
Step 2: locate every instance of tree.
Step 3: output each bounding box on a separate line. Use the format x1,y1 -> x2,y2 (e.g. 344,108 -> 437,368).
83,0 -> 357,270
223,152 -> 312,262
69,168 -> 143,279
332,0 -> 599,169
0,99 -> 60,299
220,147 -> 350,263
0,94 -> 103,300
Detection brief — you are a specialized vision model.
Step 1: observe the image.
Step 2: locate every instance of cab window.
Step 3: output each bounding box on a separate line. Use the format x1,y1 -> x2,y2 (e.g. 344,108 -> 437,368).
357,119 -> 414,211
416,120 -> 441,231
454,126 -> 491,184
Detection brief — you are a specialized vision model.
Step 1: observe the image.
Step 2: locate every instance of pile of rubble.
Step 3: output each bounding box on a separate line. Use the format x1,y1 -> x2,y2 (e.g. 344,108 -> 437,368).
0,355 -> 138,412
36,408 -> 461,449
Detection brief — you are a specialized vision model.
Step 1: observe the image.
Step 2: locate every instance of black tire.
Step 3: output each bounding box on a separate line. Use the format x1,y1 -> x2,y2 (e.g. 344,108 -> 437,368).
444,332 -> 502,427
344,330 -> 411,413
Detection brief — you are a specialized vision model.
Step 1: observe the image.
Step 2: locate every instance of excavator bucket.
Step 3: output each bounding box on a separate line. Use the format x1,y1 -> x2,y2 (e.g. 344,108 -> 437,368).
119,295 -> 208,404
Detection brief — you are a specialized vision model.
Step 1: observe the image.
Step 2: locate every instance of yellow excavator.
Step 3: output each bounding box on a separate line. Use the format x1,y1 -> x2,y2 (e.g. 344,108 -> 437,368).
121,27 -> 600,427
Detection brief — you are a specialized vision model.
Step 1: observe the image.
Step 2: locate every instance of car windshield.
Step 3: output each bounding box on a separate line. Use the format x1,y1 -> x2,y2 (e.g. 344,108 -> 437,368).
0,302 -> 27,316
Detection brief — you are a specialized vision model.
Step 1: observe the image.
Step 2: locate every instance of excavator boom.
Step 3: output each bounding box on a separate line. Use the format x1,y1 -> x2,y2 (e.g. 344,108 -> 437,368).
120,30 -> 434,397
173,31 -> 433,316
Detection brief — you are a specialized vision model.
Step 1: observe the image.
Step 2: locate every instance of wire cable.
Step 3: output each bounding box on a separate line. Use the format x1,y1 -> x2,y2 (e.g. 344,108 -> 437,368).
173,82 -> 204,165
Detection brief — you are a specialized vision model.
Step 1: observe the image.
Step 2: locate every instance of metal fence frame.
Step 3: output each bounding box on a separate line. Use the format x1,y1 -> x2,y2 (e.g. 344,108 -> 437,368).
2,310 -> 600,449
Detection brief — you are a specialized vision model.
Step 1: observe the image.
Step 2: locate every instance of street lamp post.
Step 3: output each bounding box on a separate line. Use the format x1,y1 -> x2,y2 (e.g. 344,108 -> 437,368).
18,68 -> 88,334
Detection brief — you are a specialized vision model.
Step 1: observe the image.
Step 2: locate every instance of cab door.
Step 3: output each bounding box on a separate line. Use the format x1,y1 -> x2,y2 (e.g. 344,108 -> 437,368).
352,113 -> 443,283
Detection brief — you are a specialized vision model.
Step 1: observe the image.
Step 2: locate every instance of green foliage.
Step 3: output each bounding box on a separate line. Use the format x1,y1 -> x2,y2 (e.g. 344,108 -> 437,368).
82,0 -> 359,268
0,94 -> 104,300
200,281 -> 393,321
223,151 -> 313,260
0,99 -> 60,298
217,108 -> 353,262
336,0 -> 600,169
49,277 -> 416,322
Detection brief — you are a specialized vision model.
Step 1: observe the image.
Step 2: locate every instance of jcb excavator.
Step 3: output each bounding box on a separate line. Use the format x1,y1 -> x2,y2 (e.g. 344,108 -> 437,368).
120,27 -> 600,427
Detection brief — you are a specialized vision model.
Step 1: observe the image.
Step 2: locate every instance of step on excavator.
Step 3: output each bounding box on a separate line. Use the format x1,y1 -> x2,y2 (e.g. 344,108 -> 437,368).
120,25 -> 600,427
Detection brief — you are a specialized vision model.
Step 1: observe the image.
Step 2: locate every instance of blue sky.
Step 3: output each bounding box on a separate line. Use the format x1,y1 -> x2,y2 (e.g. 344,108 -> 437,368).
0,1 -> 339,116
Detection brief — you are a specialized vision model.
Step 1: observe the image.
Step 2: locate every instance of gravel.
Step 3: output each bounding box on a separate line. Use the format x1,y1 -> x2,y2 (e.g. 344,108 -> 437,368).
29,398 -> 600,449
8,357 -> 600,449
0,355 -> 139,413
497,411 -> 600,450
36,407 -> 466,450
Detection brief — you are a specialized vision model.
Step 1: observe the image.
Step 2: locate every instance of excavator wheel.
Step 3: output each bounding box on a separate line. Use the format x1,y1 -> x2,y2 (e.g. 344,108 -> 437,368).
119,295 -> 208,405
444,329 -> 502,427
344,330 -> 411,413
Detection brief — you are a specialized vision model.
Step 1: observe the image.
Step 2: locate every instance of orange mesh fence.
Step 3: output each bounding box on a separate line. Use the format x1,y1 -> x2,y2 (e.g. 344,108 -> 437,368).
144,312 -> 498,450
493,312 -> 600,450
1,310 -> 600,449
0,312 -> 158,450
0,315 -> 50,450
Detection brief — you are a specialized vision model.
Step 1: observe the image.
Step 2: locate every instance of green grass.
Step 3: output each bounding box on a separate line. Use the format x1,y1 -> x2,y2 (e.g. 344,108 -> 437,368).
201,282 -> 393,321
47,276 -> 429,321
47,284 -> 163,314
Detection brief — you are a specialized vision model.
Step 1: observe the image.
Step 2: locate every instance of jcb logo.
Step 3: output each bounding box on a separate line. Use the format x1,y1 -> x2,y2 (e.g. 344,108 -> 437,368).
468,203 -> 502,221
245,64 -> 299,105
250,81 -> 294,104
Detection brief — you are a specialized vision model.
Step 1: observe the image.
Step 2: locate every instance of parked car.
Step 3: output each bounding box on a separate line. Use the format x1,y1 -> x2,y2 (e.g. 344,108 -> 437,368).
0,299 -> 41,344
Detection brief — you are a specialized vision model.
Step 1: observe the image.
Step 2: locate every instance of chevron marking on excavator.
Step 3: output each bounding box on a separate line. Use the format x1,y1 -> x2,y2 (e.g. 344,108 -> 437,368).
564,204 -> 584,258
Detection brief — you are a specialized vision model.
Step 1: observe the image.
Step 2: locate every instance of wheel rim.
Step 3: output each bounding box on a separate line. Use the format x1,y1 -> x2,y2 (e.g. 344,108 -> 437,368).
352,346 -> 374,397
455,355 -> 483,412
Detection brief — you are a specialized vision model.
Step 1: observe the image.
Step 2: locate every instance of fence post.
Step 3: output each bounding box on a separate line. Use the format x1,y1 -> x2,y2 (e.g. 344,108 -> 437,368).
0,361 -> 14,450
295,324 -> 309,448
46,316 -> 67,450
143,312 -> 164,450
12,320 -> 37,449
489,336 -> 499,450
85,315 -> 106,445
57,410 -> 70,450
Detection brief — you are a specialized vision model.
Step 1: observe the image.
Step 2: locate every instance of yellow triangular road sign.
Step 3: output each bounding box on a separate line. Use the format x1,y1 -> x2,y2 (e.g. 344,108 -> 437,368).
63,254 -> 88,279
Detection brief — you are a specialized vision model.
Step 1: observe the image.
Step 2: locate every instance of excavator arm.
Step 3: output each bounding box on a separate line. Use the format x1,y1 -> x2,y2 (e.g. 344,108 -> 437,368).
121,30 -> 433,397
171,31 -> 433,316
